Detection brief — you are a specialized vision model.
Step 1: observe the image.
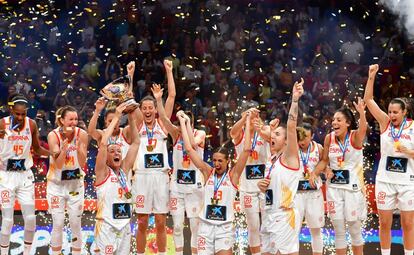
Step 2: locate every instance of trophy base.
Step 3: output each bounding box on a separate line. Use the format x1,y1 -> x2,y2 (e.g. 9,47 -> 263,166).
123,98 -> 139,113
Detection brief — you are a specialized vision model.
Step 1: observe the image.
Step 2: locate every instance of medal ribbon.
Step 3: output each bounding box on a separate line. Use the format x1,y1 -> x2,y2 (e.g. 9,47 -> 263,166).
337,132 -> 349,165
179,138 -> 189,162
251,131 -> 258,151
145,124 -> 154,146
9,116 -> 20,131
299,143 -> 312,174
266,153 -> 282,179
390,118 -> 406,142
116,168 -> 130,196
213,171 -> 227,200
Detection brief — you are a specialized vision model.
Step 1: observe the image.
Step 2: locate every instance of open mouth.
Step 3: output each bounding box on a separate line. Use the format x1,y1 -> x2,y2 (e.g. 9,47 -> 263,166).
114,157 -> 120,162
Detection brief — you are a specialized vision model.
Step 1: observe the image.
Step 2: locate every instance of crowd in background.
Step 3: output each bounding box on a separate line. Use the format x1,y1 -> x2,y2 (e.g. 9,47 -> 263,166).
1,0 -> 414,195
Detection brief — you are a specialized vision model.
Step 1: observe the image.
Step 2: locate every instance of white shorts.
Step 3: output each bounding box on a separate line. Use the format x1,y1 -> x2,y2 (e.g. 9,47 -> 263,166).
197,221 -> 233,255
0,170 -> 35,208
375,180 -> 414,211
295,190 -> 325,228
326,187 -> 367,221
261,208 -> 300,254
46,180 -> 84,214
94,220 -> 131,255
169,189 -> 203,218
240,191 -> 265,214
132,172 -> 169,214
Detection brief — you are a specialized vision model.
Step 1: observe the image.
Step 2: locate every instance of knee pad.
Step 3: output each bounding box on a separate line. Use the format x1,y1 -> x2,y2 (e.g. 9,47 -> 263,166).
332,219 -> 347,249
309,228 -> 323,253
0,208 -> 14,235
189,218 -> 199,249
68,212 -> 82,249
50,213 -> 65,248
245,211 -> 261,247
21,204 -> 36,232
172,214 -> 184,248
348,221 -> 364,246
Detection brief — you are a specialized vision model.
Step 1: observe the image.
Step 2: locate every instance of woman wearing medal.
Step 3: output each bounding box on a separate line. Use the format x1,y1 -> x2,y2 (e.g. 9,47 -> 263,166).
132,59 -> 176,255
257,79 -> 304,255
294,123 -> 325,255
364,64 -> 414,255
177,110 -> 251,255
0,94 -> 49,255
309,98 -> 367,255
229,107 -> 270,255
93,102 -> 141,255
46,105 -> 89,255
151,84 -> 206,255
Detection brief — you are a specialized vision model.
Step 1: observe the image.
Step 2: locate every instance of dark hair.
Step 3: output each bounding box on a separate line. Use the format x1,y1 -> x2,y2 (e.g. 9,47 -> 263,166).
8,94 -> 28,108
104,108 -> 116,119
55,105 -> 77,127
185,111 -> 195,126
402,97 -> 414,119
336,107 -> 357,131
389,98 -> 406,111
213,146 -> 230,160
140,95 -> 157,107
302,122 -> 314,134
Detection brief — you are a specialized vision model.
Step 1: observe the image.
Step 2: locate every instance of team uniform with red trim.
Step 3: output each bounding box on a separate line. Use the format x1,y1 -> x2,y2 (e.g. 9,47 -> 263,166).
132,120 -> 170,214
376,120 -> 414,211
326,131 -> 366,221
294,141 -> 325,229
197,170 -> 237,254
234,131 -> 270,213
169,130 -> 204,218
46,127 -> 85,215
261,157 -> 302,254
0,116 -> 35,208
94,168 -> 132,255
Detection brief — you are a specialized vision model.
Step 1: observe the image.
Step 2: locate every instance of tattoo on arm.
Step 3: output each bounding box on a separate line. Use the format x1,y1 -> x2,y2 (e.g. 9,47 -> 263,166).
288,103 -> 298,121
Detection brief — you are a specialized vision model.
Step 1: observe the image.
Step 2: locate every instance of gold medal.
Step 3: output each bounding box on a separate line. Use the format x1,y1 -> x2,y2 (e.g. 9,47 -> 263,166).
394,140 -> 401,151
304,171 -> 310,180
337,157 -> 344,169
182,159 -> 190,168
147,145 -> 154,152
210,197 -> 219,205
251,150 -> 259,160
125,191 -> 132,199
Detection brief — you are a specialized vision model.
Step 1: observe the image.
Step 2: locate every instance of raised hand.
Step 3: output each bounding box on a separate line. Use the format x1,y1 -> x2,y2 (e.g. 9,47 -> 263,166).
151,84 -> 164,100
292,78 -> 304,101
353,97 -> 366,114
127,61 -> 135,77
164,59 -> 173,72
94,97 -> 107,112
115,102 -> 128,117
368,64 -> 379,77
269,118 -> 280,130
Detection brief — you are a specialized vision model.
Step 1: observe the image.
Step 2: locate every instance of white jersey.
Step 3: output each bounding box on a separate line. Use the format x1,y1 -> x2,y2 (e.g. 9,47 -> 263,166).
95,168 -> 132,231
234,130 -> 270,192
47,127 -> 85,182
200,170 -> 237,225
107,127 -> 130,160
171,130 -> 204,193
298,141 -> 322,190
265,157 -> 301,212
134,120 -> 169,173
327,131 -> 364,191
0,116 -> 33,171
377,121 -> 414,185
